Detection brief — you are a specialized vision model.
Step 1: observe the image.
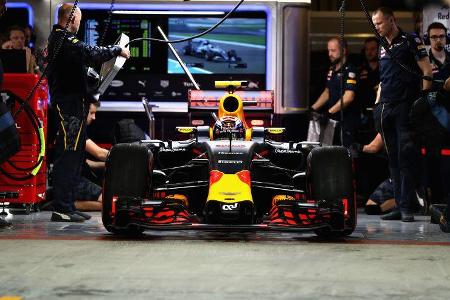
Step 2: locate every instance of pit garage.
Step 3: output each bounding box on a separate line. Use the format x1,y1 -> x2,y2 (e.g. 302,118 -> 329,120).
1,0 -> 450,299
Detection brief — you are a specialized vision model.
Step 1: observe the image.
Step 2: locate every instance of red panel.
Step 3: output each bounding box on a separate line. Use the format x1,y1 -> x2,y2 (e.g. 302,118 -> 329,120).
0,74 -> 48,205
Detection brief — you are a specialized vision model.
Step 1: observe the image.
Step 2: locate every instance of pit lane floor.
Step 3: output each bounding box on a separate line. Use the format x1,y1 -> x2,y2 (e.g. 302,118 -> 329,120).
0,210 -> 450,300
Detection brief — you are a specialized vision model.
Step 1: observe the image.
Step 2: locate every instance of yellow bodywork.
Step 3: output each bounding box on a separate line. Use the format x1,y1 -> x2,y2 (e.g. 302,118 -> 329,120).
207,174 -> 253,203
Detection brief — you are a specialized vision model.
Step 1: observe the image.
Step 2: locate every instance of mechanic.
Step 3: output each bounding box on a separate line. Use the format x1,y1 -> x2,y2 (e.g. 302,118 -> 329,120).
372,7 -> 433,222
352,134 -> 425,215
422,22 -> 450,206
357,37 -> 380,117
74,102 -> 108,212
311,37 -> 360,147
48,3 -> 129,222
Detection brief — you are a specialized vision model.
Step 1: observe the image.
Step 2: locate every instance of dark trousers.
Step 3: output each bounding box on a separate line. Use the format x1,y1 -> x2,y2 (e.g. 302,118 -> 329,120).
331,114 -> 360,147
374,101 -> 420,213
51,100 -> 87,213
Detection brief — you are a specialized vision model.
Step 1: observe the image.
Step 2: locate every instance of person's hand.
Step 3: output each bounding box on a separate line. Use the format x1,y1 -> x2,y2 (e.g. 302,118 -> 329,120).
2,40 -> 13,49
120,47 -> 130,59
310,109 -> 321,120
349,143 -> 363,158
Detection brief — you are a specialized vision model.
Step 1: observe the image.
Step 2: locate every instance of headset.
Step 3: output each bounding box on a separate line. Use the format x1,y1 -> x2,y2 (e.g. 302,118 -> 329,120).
423,21 -> 450,45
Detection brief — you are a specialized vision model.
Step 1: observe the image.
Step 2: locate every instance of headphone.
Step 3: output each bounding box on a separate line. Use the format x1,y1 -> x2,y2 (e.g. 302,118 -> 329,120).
424,22 -> 450,45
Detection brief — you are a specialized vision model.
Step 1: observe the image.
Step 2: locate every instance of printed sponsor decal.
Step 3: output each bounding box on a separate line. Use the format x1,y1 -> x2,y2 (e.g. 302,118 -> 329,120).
221,203 -> 239,211
218,160 -> 243,164
177,127 -> 195,134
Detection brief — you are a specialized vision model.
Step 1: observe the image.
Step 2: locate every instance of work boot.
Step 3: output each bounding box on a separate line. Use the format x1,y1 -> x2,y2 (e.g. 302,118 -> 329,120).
51,211 -> 85,222
401,212 -> 414,222
0,218 -> 11,228
429,205 -> 445,224
380,210 -> 401,220
73,211 -> 92,220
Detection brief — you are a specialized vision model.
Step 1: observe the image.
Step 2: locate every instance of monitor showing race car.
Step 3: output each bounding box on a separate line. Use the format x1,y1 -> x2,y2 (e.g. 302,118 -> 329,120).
167,17 -> 266,75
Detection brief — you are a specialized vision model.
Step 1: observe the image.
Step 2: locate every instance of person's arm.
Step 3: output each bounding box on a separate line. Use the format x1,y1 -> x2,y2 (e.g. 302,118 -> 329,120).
411,35 -> 433,91
375,83 -> 381,104
85,139 -> 109,161
417,57 -> 433,91
362,133 -> 384,153
328,90 -> 356,114
86,159 -> 105,170
311,88 -> 329,111
69,36 -> 130,65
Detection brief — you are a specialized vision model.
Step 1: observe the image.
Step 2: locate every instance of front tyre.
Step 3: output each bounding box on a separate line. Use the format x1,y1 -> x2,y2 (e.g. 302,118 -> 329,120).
307,146 -> 356,237
102,143 -> 153,235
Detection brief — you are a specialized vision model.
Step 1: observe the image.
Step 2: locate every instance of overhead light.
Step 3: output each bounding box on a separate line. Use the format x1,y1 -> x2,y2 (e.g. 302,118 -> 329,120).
112,10 -> 225,15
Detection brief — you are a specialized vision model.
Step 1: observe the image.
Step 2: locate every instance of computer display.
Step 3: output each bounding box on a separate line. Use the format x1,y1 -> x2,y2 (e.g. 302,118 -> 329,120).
82,16 -> 151,73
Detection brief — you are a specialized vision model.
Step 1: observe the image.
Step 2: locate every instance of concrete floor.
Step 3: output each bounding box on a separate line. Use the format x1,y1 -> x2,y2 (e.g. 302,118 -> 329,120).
1,210 -> 450,300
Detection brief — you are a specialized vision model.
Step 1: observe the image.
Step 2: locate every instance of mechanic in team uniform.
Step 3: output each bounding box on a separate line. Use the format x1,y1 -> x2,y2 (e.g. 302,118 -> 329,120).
372,7 -> 433,222
311,37 -> 360,147
48,3 -> 129,222
74,101 -> 109,212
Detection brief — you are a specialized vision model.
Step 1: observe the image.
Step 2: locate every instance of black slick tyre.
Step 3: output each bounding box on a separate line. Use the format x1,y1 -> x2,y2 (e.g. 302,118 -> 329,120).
307,146 -> 356,237
102,143 -> 153,235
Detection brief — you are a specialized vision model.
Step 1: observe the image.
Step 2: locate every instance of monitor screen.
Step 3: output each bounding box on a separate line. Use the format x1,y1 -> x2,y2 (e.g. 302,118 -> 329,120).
168,17 -> 266,75
83,16 -> 152,73
77,8 -> 268,102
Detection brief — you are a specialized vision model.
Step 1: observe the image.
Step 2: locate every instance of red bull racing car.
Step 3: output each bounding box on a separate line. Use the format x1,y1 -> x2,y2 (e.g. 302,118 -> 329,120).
102,82 -> 356,237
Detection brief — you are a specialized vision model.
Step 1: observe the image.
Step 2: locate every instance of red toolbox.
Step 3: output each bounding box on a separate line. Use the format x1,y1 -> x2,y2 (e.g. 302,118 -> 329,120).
0,74 -> 48,212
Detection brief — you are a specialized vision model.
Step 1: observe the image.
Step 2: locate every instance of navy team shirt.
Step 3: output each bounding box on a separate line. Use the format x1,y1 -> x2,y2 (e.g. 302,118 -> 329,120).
379,29 -> 428,104
325,62 -> 359,120
429,49 -> 450,90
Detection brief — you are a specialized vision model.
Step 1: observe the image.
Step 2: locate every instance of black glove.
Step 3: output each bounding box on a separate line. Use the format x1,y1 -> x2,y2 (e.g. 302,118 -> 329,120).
349,143 -> 363,158
318,111 -> 330,126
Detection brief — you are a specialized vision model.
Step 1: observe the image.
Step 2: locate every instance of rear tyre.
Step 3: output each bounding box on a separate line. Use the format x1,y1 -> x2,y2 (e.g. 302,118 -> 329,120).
307,146 -> 356,237
102,143 -> 153,235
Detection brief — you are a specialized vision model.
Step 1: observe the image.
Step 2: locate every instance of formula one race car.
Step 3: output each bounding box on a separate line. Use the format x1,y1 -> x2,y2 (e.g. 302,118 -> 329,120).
102,81 -> 356,237
182,39 -> 241,62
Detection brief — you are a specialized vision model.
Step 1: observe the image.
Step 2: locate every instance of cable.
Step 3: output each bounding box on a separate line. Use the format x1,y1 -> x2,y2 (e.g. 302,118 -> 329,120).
125,0 -> 245,47
338,0 -> 346,146
0,0 -> 81,180
0,91 -> 45,180
98,0 -> 116,47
